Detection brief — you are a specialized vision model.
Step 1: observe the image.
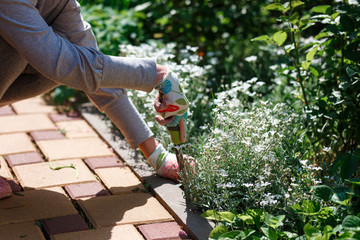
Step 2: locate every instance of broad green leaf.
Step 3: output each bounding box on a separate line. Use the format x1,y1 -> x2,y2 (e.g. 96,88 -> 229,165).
218,212 -> 235,223
342,215 -> 360,231
315,32 -> 331,39
340,154 -> 357,180
251,35 -> 270,43
266,3 -> 285,12
209,225 -> 228,240
201,210 -> 221,221
331,12 -> 340,20
304,223 -> 321,239
175,98 -> 188,105
264,213 -> 285,230
272,31 -> 287,46
285,0 -> 304,12
331,192 -> 350,205
346,65 -> 360,78
326,24 -> 340,35
218,230 -> 245,240
237,214 -> 255,225
309,67 -> 319,77
340,14 -> 354,32
346,178 -> 360,186
284,231 -> 298,239
261,226 -> 278,240
291,200 -> 321,215
311,5 -> 332,15
312,185 -> 334,202
330,153 -> 351,176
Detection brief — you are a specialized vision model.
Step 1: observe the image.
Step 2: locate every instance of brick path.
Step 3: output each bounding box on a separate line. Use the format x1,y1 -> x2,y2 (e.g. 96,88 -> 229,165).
0,96 -> 191,240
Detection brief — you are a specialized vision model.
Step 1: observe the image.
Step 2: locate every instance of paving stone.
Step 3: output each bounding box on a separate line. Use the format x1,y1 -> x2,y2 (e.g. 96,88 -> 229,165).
84,156 -> 124,170
55,120 -> 97,138
49,113 -> 82,122
13,159 -> 96,190
0,133 -> 36,155
41,214 -> 89,236
0,105 -> 15,115
0,114 -> 57,134
95,167 -> 145,194
37,137 -> 114,161
7,179 -> 22,192
65,182 -> 109,200
30,130 -> 65,141
5,152 -> 44,167
0,221 -> 46,240
0,156 -> 13,180
52,225 -> 144,240
138,222 -> 191,240
78,193 -> 173,228
11,96 -> 56,114
0,187 -> 77,225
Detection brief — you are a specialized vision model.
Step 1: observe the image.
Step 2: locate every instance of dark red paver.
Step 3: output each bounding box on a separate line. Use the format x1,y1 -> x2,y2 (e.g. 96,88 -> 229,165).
0,106 -> 15,116
84,156 -> 125,170
5,152 -> 44,167
41,214 -> 89,235
64,182 -> 109,200
49,113 -> 81,122
138,222 -> 190,240
7,179 -> 21,192
30,130 -> 65,141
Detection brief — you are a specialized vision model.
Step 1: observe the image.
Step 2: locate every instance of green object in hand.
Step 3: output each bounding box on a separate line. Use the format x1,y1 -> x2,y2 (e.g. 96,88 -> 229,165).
167,125 -> 181,145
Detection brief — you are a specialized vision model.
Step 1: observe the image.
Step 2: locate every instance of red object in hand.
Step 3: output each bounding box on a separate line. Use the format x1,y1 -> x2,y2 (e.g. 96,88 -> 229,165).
156,104 -> 179,113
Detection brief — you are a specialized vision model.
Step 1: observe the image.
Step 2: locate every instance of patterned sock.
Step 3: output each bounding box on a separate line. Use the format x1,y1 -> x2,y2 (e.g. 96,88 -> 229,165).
147,144 -> 179,181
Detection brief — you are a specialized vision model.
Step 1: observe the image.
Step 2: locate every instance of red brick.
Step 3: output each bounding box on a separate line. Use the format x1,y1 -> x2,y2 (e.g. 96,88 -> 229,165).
0,106 -> 15,115
41,214 -> 89,235
30,130 -> 65,141
49,113 -> 81,122
84,156 -> 124,170
5,152 -> 44,167
64,182 -> 109,200
138,222 -> 190,240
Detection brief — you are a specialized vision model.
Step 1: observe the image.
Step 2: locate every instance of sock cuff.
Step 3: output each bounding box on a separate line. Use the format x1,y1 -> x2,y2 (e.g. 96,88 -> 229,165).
148,143 -> 168,171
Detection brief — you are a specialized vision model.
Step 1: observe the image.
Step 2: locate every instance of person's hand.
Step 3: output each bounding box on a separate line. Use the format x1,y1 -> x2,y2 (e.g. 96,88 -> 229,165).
0,178 -> 12,199
154,66 -> 189,143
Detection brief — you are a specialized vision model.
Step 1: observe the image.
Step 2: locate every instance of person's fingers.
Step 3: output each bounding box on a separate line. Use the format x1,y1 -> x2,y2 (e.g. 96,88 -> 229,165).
155,115 -> 175,126
154,93 -> 170,113
179,118 -> 186,143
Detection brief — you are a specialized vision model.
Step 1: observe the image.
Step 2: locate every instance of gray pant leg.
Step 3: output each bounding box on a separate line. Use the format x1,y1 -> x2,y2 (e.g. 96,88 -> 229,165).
87,88 -> 153,148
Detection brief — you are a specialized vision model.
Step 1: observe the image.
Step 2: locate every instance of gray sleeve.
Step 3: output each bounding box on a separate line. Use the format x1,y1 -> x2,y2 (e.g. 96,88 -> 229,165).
0,0 -> 157,93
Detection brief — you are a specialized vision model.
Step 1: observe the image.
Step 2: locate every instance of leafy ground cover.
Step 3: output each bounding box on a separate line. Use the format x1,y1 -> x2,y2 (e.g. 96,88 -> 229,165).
50,0 -> 359,239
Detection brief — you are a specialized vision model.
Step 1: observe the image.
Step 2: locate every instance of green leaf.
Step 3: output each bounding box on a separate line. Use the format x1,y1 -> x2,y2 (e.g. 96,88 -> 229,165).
342,215 -> 360,231
312,185 -> 334,202
331,192 -> 350,205
340,14 -> 354,32
346,178 -> 360,186
237,214 -> 255,225
326,25 -> 340,35
261,226 -> 278,240
271,31 -> 287,46
266,3 -> 285,12
175,98 -> 188,105
264,213 -> 285,230
304,223 -> 321,239
301,45 -> 319,70
291,200 -> 321,215
218,230 -> 245,240
311,5 -> 332,15
309,67 -> 319,77
218,212 -> 235,223
251,35 -> 270,43
340,154 -> 357,180
202,210 -> 221,221
346,65 -> 360,78
330,153 -> 351,176
285,0 -> 304,12
209,225 -> 228,240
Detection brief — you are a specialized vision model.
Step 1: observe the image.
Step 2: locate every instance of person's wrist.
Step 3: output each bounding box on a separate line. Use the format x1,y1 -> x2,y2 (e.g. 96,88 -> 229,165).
156,64 -> 167,85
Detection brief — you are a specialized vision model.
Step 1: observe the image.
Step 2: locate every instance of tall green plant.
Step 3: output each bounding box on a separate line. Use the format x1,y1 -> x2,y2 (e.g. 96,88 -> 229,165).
252,1 -> 360,175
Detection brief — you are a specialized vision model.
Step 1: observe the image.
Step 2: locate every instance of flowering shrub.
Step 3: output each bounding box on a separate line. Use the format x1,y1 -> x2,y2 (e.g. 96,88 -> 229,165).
180,86 -> 321,213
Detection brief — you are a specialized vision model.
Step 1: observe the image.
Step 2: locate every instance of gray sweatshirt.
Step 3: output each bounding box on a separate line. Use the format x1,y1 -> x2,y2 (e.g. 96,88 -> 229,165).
0,0 -> 157,94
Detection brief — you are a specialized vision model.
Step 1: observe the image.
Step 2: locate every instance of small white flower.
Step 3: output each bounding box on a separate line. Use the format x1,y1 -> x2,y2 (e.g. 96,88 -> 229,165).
242,183 -> 254,188
245,55 -> 257,62
323,147 -> 331,152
